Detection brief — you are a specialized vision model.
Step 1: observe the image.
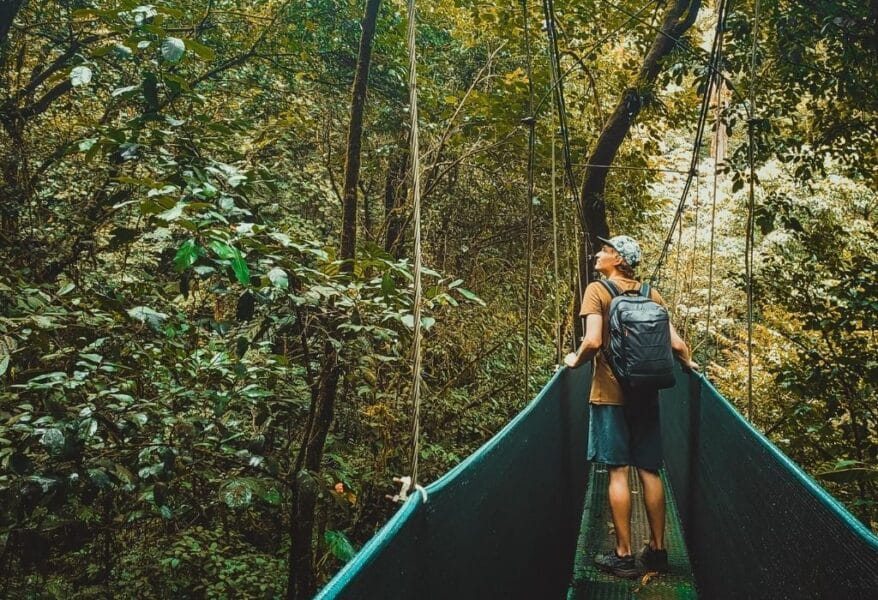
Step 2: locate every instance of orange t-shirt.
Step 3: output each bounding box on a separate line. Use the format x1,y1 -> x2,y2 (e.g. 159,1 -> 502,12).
579,277 -> 666,405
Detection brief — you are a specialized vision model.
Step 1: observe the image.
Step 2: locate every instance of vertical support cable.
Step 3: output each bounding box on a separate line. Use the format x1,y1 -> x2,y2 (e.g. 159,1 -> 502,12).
745,0 -> 761,421
405,0 -> 424,487
683,171 -> 701,340
551,80 -> 562,365
521,0 -> 536,403
705,12 -> 725,363
542,0 -> 587,338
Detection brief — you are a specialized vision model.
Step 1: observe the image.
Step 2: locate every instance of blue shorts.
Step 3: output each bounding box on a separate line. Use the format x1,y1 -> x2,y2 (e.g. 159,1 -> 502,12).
587,397 -> 663,472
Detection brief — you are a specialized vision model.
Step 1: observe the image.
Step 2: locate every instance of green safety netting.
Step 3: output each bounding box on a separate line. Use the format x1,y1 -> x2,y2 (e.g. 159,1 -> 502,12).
316,365 -> 592,599
661,371 -> 878,599
317,365 -> 878,599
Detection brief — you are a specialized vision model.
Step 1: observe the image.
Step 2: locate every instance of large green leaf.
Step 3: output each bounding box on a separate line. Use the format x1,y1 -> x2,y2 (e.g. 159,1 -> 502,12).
127,306 -> 168,329
173,239 -> 202,271
210,241 -> 249,285
324,530 -> 356,562
817,467 -> 878,484
184,38 -> 215,61
231,256 -> 250,286
161,37 -> 185,62
70,66 -> 92,87
267,267 -> 288,289
221,479 -> 254,508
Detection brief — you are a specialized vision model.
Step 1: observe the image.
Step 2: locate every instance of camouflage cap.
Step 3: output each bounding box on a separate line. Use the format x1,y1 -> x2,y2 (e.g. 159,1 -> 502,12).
597,235 -> 642,268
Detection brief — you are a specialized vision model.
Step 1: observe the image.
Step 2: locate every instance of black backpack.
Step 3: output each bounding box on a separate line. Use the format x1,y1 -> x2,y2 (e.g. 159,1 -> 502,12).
599,280 -> 676,391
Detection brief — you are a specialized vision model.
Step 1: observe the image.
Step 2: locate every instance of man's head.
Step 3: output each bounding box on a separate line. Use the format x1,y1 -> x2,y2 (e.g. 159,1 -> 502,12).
594,235 -> 641,277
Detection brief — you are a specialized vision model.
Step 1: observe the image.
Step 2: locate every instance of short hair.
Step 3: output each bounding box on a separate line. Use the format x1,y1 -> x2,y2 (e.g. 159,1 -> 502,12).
618,261 -> 636,278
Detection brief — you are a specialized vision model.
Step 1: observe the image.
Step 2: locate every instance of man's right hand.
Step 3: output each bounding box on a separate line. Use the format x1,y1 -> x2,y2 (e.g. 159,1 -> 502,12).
564,352 -> 580,369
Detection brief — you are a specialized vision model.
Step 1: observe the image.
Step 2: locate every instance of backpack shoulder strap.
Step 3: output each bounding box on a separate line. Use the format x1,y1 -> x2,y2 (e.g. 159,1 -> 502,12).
599,279 -> 620,298
640,282 -> 651,298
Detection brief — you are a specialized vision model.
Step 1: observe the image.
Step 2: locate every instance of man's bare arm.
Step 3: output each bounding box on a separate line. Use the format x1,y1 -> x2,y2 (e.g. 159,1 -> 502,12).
564,314 -> 603,368
670,321 -> 699,371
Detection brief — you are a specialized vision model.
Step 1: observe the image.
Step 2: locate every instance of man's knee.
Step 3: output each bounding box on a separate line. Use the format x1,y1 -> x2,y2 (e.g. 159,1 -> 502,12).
636,466 -> 660,480
608,465 -> 630,480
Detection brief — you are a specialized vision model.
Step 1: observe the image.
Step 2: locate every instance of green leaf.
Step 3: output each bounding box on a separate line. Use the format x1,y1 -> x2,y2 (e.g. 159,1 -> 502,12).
184,38 -> 215,61
127,306 -> 168,329
231,256 -> 250,285
210,240 -> 237,259
40,428 -> 65,454
222,479 -> 254,508
70,66 -> 93,87
211,241 -> 249,285
262,488 -> 282,505
112,84 -> 138,97
381,272 -> 395,295
816,467 -> 878,484
112,43 -> 133,59
267,267 -> 288,289
161,37 -> 186,62
324,530 -> 356,562
158,202 -> 184,222
174,239 -> 202,271
456,287 -> 486,306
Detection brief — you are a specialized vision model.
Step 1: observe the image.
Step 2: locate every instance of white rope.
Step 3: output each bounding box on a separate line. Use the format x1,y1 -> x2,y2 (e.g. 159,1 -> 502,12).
386,476 -> 428,504
405,0 -> 425,488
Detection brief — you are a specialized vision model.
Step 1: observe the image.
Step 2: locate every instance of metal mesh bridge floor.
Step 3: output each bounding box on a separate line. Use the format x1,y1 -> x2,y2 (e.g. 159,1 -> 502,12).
567,466 -> 698,599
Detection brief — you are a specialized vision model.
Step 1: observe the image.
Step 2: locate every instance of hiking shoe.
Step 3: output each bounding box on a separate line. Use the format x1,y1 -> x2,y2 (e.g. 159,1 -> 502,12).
593,551 -> 639,579
639,544 -> 668,573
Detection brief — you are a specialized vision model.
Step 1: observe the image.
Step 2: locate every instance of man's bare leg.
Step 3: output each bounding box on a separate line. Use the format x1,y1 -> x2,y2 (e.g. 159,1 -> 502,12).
608,465 -> 632,555
637,467 -> 666,550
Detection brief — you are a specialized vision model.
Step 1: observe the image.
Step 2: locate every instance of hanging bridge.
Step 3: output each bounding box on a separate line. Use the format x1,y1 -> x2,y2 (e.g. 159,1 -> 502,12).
311,0 -> 878,597
315,365 -> 878,599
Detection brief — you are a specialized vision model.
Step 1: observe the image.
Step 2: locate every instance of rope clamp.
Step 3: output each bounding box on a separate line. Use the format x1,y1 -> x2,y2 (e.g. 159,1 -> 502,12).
386,476 -> 428,504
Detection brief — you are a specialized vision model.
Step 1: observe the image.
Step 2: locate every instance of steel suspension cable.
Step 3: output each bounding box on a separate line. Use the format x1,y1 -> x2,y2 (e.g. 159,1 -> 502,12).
683,170 -> 701,339
704,14 -> 726,361
405,0 -> 424,488
534,0 -> 659,116
650,0 -> 729,282
521,0 -> 537,403
551,75 -> 562,365
745,0 -> 762,421
603,0 -> 742,103
542,0 -> 582,217
543,0 -> 588,337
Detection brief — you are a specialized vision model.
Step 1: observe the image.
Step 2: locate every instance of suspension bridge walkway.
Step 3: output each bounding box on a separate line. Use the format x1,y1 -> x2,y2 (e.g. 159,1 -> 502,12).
315,365 -> 878,599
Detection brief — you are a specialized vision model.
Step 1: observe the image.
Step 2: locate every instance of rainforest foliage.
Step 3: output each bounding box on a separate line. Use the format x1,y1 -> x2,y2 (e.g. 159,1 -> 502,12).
0,0 -> 875,597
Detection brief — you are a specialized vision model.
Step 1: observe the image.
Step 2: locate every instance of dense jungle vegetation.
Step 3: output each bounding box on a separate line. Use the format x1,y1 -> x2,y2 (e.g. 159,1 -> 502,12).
1,0 -> 875,597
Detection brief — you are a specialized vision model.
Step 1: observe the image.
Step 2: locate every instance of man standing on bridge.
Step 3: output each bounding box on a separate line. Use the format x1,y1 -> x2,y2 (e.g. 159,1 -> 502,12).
564,235 -> 698,578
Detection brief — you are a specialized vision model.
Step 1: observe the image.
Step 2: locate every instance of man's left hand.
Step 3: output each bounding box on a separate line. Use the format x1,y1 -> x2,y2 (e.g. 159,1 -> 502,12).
563,352 -> 580,369
682,359 -> 700,372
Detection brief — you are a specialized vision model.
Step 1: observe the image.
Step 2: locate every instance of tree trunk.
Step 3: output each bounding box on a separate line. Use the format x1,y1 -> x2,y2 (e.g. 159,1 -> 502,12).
287,344 -> 341,599
0,1 -> 25,51
579,0 -> 701,263
383,142 -> 409,258
286,1 -> 381,597
339,0 -> 382,274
